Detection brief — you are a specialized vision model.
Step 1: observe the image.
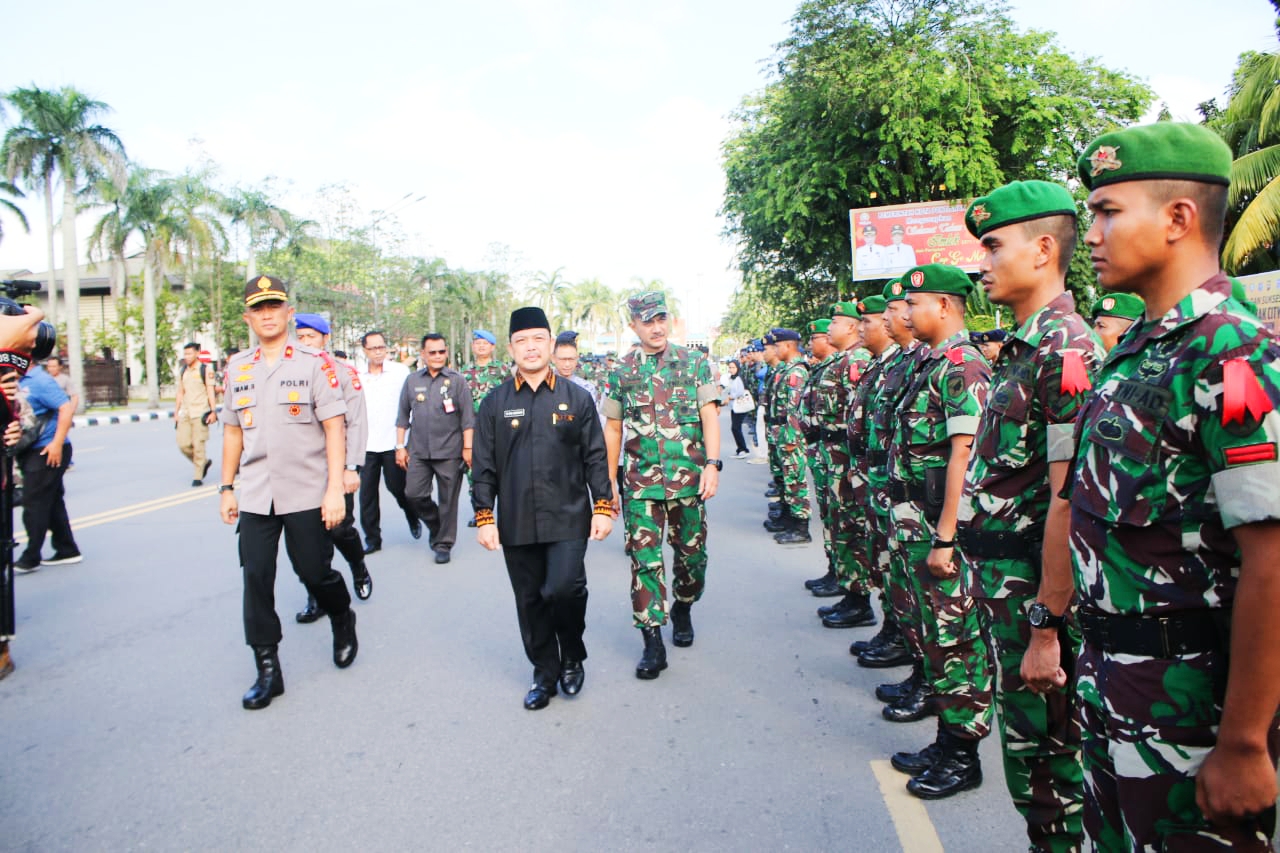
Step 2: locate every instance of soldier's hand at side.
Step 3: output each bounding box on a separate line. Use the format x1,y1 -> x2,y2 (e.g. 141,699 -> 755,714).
1020,631 -> 1067,694
926,546 -> 958,578
1196,741 -> 1278,828
342,470 -> 360,493
220,492 -> 238,525
699,466 -> 719,500
321,486 -> 345,529
477,524 -> 500,551
590,514 -> 612,541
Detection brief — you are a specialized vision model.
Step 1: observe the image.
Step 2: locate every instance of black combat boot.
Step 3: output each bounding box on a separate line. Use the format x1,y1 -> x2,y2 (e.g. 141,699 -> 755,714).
858,630 -> 913,668
877,659 -> 923,704
851,609 -> 899,656
763,505 -> 790,533
891,722 -> 947,776
242,645 -> 284,710
810,576 -> 844,598
881,675 -> 933,723
331,609 -> 359,668
774,515 -> 811,544
764,482 -> 780,498
906,729 -> 982,799
822,591 -> 876,628
295,594 -> 324,624
635,627 -> 668,679
670,601 -> 695,647
804,569 -> 835,591
818,590 -> 855,616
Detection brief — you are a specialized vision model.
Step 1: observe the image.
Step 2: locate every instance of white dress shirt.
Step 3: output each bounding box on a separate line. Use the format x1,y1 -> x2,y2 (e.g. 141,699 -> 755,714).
358,360 -> 411,452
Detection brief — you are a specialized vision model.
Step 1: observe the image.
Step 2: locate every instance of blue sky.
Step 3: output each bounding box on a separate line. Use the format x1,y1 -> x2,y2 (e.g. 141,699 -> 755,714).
2,0 -> 1276,331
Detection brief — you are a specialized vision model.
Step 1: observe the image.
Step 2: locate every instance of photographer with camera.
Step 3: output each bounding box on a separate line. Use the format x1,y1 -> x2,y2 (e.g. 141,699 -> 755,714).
13,357 -> 80,572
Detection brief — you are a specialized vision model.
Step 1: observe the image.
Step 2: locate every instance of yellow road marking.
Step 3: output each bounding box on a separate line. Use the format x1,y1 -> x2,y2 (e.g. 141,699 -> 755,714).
871,759 -> 945,853
15,485 -> 222,543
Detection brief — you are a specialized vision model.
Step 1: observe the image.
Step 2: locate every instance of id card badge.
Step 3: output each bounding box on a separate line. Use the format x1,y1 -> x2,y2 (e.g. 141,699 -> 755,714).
443,397 -> 456,414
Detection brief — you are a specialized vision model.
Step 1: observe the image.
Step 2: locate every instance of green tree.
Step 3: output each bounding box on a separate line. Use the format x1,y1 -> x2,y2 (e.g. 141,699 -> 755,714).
720,0 -> 1152,328
2,85 -> 126,409
565,277 -> 617,350
525,267 -> 571,328
0,180 -> 28,243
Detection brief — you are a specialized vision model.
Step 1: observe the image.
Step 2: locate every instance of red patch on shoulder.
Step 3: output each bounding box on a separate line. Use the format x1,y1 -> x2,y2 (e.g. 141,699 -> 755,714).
848,361 -> 861,383
1224,443 -> 1277,466
1060,350 -> 1092,396
944,347 -> 965,365
1223,357 -> 1275,427
787,373 -> 800,388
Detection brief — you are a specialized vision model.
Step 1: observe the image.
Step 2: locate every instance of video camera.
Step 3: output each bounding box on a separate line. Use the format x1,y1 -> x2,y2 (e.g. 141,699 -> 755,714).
0,280 -> 57,375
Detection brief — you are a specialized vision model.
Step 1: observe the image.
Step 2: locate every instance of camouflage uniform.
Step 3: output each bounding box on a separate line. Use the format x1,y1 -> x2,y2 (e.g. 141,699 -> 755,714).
813,348 -> 872,592
762,362 -> 784,486
887,329 -> 992,740
462,362 -> 509,414
1067,274 -> 1280,851
847,346 -> 889,593
769,356 -> 811,521
803,351 -> 839,567
960,293 -> 1101,851
604,343 -> 717,628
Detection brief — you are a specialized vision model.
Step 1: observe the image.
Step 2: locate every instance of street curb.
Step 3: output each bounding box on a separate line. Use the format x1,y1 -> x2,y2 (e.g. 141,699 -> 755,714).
73,410 -> 175,429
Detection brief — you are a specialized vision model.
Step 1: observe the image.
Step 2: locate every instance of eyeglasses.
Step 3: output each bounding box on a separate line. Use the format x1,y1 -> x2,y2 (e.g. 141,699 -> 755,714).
364,345 -> 388,352
425,349 -> 448,355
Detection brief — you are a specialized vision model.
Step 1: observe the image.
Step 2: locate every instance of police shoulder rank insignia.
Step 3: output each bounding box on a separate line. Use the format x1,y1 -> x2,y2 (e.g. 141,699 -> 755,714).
970,204 -> 991,225
1222,357 -> 1275,427
1088,145 -> 1122,177
944,347 -> 965,365
284,346 -> 294,359
1059,350 -> 1092,396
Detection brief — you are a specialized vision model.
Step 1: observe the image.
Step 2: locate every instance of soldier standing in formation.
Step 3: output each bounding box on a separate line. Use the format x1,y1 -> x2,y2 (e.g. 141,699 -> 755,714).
292,313 -> 373,622
218,276 -> 358,711
764,329 -> 811,545
603,291 -> 720,680
1068,122 -> 1280,851
957,181 -> 1102,849
759,333 -> 784,497
885,264 -> 992,799
800,319 -> 838,580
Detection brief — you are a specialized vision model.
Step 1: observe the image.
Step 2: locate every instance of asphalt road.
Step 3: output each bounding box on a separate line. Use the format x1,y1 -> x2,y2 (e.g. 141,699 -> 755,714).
1,413 -> 1029,852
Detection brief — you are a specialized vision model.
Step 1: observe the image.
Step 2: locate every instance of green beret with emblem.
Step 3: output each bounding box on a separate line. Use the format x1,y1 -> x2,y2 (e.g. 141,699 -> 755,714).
902,264 -> 975,297
882,278 -> 906,303
965,180 -> 1077,238
830,301 -> 861,319
857,295 -> 887,314
1090,292 -> 1145,321
1078,122 -> 1232,191
808,319 -> 832,336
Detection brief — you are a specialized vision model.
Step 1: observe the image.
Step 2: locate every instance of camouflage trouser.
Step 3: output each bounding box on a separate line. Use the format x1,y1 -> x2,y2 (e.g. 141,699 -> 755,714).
624,496 -> 708,629
1077,643 -> 1279,852
869,490 -> 922,656
767,425 -> 783,485
809,441 -> 834,569
825,440 -> 870,594
777,430 -> 810,520
894,539 -> 992,740
978,594 -> 1084,853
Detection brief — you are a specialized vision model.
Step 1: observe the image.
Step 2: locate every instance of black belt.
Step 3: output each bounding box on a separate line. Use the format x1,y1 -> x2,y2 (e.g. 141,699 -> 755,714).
868,449 -> 888,467
956,527 -> 1040,560
765,417 -> 784,426
1077,609 -> 1230,659
887,481 -> 923,503
820,429 -> 846,443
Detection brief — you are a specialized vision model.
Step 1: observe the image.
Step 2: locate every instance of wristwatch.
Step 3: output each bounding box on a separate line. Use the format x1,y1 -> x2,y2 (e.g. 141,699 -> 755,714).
219,484 -> 235,494
1028,602 -> 1066,630
705,458 -> 723,471
345,464 -> 362,473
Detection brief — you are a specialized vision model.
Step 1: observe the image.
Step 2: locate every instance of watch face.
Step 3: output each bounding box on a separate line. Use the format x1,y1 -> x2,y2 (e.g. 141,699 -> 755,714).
1028,603 -> 1047,627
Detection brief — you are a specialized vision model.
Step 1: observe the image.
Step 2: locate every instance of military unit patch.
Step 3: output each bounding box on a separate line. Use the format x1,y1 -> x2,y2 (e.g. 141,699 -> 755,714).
1088,145 -> 1122,176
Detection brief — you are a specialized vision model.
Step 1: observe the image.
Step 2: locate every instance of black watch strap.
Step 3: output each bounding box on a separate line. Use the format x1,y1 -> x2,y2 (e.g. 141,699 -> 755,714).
219,484 -> 235,493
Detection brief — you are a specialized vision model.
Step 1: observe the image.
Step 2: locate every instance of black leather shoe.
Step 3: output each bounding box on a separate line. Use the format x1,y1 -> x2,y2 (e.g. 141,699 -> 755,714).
805,570 -> 835,591
851,617 -> 899,656
882,683 -> 933,723
295,595 -> 324,624
891,738 -> 944,776
331,610 -> 358,668
560,661 -> 584,696
822,597 -> 876,629
434,548 -> 451,564
810,578 -> 844,598
635,626 -> 668,679
906,734 -> 982,799
858,636 -> 913,668
353,565 -> 373,601
524,681 -> 557,710
242,645 -> 284,710
774,519 -> 811,544
409,518 -> 422,540
192,479 -> 203,487
670,601 -> 694,647
763,512 -> 789,533
363,542 -> 381,555
466,516 -> 477,528
877,664 -> 922,704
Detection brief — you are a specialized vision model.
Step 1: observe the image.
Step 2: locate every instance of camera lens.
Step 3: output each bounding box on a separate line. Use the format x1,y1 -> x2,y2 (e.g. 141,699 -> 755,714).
31,322 -> 56,361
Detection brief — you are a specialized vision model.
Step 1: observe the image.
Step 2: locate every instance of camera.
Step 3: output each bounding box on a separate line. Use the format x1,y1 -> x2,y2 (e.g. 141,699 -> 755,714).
0,280 -> 57,372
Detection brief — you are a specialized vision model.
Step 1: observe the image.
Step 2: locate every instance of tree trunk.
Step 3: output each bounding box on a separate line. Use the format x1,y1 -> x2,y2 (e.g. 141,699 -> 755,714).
60,177 -> 85,414
43,174 -> 57,327
143,251 -> 160,408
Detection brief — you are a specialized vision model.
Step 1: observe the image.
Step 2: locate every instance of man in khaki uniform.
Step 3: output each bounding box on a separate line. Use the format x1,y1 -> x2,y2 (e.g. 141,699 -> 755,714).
218,276 -> 359,711
175,342 -> 217,486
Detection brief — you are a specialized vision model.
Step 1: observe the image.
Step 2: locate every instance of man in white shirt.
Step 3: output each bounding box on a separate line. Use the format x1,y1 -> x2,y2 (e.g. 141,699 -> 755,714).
854,224 -> 886,278
882,224 -> 919,275
357,330 -> 420,553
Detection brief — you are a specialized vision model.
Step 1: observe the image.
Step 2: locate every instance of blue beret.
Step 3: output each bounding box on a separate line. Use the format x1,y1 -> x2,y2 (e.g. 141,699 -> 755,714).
772,328 -> 801,343
295,313 -> 330,335
472,329 -> 497,345
970,329 -> 1009,345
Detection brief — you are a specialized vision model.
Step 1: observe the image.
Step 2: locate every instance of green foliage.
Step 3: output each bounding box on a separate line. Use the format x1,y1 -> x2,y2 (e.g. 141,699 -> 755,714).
1217,41 -> 1280,273
720,0 -> 1153,320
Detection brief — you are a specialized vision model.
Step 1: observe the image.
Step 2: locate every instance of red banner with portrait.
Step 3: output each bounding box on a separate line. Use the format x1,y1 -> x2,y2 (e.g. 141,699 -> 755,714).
849,200 -> 986,281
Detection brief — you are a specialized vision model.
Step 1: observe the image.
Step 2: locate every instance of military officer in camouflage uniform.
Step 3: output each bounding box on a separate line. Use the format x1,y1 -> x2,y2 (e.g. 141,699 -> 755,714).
953,182 -> 1102,850
603,292 -> 721,680
798,319 -> 839,582
765,329 -> 812,544
760,332 -> 785,503
1089,292 -> 1144,354
462,329 -> 509,527
885,263 -> 993,800
1068,123 -> 1280,851
218,276 -> 359,711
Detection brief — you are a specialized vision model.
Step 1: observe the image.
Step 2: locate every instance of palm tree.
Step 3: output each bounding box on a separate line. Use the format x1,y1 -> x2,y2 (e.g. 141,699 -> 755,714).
225,184 -> 288,281
0,180 -> 28,244
2,86 -> 125,409
1220,43 -> 1280,272
566,278 -> 618,351
525,267 -> 570,327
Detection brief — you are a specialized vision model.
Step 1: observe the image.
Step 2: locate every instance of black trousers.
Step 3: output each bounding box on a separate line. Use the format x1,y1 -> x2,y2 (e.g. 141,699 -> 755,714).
729,411 -> 750,454
503,539 -> 589,686
405,455 -> 465,550
18,442 -> 77,563
359,450 -> 415,548
240,507 -> 351,647
329,492 -> 364,571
